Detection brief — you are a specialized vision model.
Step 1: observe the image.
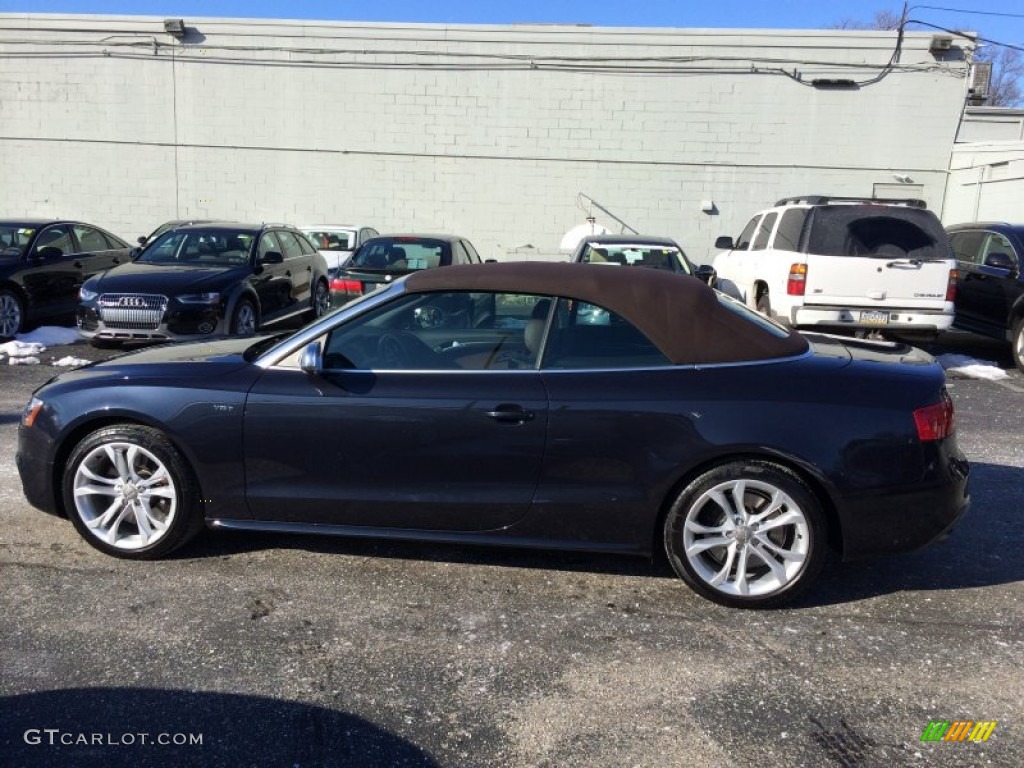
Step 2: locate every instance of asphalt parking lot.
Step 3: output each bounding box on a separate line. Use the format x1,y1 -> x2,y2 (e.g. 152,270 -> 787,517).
0,329 -> 1021,767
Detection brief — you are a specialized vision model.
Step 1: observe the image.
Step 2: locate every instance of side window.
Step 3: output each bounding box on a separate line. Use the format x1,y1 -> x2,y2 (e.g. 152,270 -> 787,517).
275,231 -> 305,261
72,225 -> 110,253
100,230 -> 128,250
982,232 -> 1018,267
463,240 -> 482,263
258,232 -> 282,260
735,217 -> 760,250
542,298 -> 670,369
33,226 -> 74,257
453,242 -> 471,265
321,291 -> 549,371
751,213 -> 778,251
772,209 -> 808,253
294,232 -> 318,256
948,231 -> 985,265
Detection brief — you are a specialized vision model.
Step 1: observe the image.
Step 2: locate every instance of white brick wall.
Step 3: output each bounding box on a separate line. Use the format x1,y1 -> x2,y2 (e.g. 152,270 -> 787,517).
0,14 -> 971,262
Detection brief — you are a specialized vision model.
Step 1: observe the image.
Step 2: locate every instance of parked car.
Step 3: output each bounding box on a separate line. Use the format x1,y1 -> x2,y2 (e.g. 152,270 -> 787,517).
301,225 -> 379,271
571,234 -> 717,285
713,196 -> 958,340
328,234 -> 484,307
0,219 -> 132,338
20,262 -> 969,608
946,222 -> 1024,372
76,222 -> 330,344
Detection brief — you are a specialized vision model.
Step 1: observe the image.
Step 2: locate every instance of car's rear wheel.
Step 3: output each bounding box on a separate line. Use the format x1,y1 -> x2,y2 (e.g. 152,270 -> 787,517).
0,289 -> 25,339
310,279 -> 330,320
664,461 -> 826,608
63,425 -> 203,559
1012,317 -> 1024,373
230,299 -> 257,336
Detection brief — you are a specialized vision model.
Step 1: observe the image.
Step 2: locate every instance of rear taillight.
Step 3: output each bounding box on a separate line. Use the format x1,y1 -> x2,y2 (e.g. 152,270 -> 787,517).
913,390 -> 954,441
786,263 -> 807,295
946,268 -> 958,302
329,278 -> 362,294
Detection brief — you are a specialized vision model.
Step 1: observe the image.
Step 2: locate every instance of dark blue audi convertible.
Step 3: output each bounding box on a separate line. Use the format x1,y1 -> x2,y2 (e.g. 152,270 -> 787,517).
17,262 -> 969,608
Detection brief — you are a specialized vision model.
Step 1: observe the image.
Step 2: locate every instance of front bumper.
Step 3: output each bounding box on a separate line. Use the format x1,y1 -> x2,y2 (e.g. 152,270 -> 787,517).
17,425 -> 61,517
77,304 -> 227,342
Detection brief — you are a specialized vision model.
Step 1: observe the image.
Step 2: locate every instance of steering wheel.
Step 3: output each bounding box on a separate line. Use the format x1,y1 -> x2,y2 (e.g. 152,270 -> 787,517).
377,333 -> 409,368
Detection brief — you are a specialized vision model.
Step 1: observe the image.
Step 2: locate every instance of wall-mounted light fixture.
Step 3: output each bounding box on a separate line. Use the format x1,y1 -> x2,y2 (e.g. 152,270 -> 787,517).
163,19 -> 187,38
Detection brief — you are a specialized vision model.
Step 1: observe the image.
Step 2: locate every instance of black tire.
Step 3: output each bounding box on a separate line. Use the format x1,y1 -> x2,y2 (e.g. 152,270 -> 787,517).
309,279 -> 330,320
755,290 -> 771,318
62,425 -> 204,559
1012,317 -> 1024,374
230,299 -> 258,336
0,288 -> 25,339
664,460 -> 827,608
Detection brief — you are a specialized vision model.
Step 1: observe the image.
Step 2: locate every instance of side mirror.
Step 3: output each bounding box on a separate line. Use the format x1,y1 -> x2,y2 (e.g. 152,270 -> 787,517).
694,264 -> 717,286
35,246 -> 63,260
129,247 -> 142,259
299,340 -> 322,374
137,236 -> 148,245
714,236 -> 734,250
260,251 -> 284,265
983,251 -> 1015,271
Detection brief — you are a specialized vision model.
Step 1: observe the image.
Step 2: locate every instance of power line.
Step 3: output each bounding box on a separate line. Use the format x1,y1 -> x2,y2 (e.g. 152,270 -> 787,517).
910,5 -> 1024,20
907,20 -> 1024,54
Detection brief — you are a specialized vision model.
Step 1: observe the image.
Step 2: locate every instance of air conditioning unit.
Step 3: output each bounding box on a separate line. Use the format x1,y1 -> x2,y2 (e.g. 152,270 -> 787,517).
970,61 -> 992,103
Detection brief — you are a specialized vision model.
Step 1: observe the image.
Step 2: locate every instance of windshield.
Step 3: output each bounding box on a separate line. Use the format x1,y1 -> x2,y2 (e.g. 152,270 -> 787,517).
138,229 -> 254,266
349,238 -> 451,272
581,243 -> 691,273
305,229 -> 356,251
0,226 -> 36,259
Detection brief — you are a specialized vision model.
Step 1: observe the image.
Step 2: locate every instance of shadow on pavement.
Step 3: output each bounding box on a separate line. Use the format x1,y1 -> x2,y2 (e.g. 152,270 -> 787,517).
0,687 -> 438,767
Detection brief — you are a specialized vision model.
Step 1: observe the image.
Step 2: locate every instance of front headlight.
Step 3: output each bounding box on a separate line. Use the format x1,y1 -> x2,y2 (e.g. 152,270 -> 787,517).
79,287 -> 97,302
22,397 -> 44,428
178,292 -> 221,305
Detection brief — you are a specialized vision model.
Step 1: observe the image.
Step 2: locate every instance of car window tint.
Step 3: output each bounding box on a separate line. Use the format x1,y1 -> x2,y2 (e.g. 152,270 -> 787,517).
0,225 -> 35,258
735,217 -> 759,250
982,232 -> 1017,266
949,231 -> 985,264
34,226 -> 74,257
807,207 -> 944,259
259,232 -> 282,260
773,209 -> 808,252
306,230 -> 352,251
351,238 -> 450,271
751,213 -> 777,251
321,291 -> 549,371
295,232 -> 318,256
541,298 -> 670,369
72,225 -> 109,253
100,230 -> 128,250
276,231 -> 305,260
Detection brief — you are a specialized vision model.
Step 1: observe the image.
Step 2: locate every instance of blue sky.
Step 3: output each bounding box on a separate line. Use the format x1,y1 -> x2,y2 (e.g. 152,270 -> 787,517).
1,2 -> 1022,52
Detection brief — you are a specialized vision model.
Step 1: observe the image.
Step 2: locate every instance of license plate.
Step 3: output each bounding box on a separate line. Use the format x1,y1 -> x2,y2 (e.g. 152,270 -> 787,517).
859,310 -> 890,325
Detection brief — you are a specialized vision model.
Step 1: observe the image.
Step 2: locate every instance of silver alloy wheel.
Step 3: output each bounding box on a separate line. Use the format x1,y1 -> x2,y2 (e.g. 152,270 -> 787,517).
314,281 -> 330,316
682,478 -> 810,597
1014,320 -> 1024,370
72,441 -> 178,551
0,292 -> 22,337
234,303 -> 257,335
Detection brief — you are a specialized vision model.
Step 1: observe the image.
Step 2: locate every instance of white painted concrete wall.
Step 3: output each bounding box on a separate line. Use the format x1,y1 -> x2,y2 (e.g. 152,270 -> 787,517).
943,108 -> 1024,225
0,14 -> 971,262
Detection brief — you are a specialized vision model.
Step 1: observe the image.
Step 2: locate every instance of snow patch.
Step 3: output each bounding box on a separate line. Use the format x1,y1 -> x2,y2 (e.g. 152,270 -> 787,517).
51,356 -> 92,368
0,340 -> 46,358
936,353 -> 1010,381
8,356 -> 40,365
16,326 -> 82,346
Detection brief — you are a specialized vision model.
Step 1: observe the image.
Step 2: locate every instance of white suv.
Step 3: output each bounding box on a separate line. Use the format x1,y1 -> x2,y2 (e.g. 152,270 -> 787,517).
713,196 -> 957,339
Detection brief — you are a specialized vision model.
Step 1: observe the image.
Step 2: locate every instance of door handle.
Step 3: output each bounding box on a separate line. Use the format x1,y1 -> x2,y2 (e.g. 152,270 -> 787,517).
73,261 -> 83,268
486,404 -> 534,423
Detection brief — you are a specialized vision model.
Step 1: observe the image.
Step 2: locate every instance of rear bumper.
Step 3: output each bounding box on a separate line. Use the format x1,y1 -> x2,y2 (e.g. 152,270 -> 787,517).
792,305 -> 954,332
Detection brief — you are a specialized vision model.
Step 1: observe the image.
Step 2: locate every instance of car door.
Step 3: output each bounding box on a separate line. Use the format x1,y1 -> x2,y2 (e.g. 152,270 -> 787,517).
242,289 -> 549,531
251,231 -> 290,320
18,224 -> 79,318
70,223 -> 129,276
274,230 -> 313,313
714,214 -> 760,301
949,229 -> 990,329
973,231 -> 1021,333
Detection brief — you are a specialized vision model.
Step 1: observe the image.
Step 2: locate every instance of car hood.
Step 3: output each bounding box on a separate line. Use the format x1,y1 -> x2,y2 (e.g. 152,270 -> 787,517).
90,261 -> 250,294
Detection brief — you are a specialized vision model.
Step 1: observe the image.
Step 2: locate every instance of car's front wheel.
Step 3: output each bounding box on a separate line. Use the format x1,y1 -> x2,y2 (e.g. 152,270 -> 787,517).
0,288 -> 25,339
230,299 -> 257,336
63,425 -> 203,559
1012,317 -> 1024,373
664,461 -> 827,608
310,279 -> 330,320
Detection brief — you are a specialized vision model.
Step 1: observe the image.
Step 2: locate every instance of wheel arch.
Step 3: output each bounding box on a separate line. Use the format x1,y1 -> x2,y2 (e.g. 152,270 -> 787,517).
51,413 -> 206,519
224,286 -> 261,328
651,450 -> 844,564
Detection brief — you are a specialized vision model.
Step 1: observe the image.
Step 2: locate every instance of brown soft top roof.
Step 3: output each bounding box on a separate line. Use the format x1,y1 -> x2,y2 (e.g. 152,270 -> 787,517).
405,262 -> 809,365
